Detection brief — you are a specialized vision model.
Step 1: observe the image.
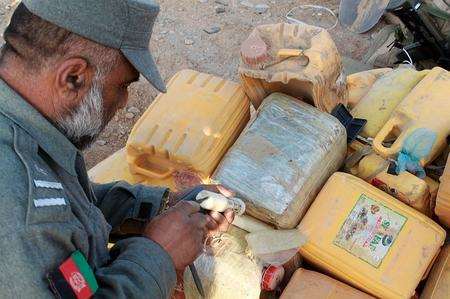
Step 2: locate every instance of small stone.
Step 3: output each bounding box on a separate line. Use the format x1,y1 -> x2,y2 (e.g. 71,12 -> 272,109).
240,0 -> 254,8
215,0 -> 229,6
125,112 -> 135,119
204,26 -> 221,34
96,140 -> 107,146
215,6 -> 226,13
184,38 -> 194,45
198,0 -> 208,3
127,106 -> 140,114
254,3 -> 269,13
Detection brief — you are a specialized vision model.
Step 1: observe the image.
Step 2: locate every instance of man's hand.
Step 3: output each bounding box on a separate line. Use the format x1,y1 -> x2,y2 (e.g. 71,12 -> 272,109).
143,201 -> 217,270
168,185 -> 235,236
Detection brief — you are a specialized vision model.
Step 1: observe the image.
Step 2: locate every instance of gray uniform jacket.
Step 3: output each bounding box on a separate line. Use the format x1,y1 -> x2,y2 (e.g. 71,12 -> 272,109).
0,78 -> 176,298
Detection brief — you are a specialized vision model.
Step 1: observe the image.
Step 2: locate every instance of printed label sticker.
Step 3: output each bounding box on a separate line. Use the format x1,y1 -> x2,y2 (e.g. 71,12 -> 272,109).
333,194 -> 407,267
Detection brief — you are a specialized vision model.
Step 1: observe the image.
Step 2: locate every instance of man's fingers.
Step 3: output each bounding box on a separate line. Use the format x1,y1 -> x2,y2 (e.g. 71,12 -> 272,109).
223,209 -> 235,224
174,200 -> 200,215
209,211 -> 231,232
205,215 -> 219,231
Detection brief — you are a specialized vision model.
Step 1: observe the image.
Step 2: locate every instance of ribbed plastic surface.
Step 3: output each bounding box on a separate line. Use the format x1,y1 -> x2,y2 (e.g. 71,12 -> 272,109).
127,69 -> 250,190
298,172 -> 446,299
213,93 -> 347,229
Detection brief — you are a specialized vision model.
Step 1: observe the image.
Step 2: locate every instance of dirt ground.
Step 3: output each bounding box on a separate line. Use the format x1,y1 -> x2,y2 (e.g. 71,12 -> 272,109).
0,0 -> 380,169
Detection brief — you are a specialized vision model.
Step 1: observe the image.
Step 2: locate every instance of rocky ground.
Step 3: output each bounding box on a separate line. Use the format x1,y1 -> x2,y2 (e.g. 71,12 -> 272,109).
0,0 -> 383,169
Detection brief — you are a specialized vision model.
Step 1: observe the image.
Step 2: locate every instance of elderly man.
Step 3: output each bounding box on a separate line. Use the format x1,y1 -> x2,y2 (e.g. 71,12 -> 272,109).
0,0 -> 234,298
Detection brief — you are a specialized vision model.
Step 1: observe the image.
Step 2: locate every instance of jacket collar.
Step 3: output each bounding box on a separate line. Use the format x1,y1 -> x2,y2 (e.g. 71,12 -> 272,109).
0,78 -> 78,176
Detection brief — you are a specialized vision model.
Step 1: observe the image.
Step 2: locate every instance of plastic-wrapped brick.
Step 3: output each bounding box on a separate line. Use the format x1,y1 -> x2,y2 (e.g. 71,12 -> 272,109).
213,93 -> 346,228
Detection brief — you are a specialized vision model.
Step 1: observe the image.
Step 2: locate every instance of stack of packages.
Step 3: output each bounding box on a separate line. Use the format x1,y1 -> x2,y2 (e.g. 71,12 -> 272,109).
88,22 -> 450,299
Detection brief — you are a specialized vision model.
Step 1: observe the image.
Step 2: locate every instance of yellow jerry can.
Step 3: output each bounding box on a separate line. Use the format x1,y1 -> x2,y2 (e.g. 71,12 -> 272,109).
298,172 -> 446,299
88,149 -> 143,184
238,23 -> 347,112
346,68 -> 392,109
373,67 -> 450,166
356,153 -> 431,215
436,154 -> 450,228
127,69 -> 251,191
351,67 -> 429,138
280,268 -> 375,299
420,245 -> 450,299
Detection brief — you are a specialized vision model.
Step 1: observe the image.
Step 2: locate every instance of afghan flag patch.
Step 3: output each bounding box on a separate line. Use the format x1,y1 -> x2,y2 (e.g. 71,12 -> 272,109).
47,251 -> 99,299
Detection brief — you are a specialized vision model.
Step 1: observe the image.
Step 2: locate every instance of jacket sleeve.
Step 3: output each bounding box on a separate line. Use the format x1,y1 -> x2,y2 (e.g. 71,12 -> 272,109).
0,227 -> 177,299
95,237 -> 177,298
91,181 -> 168,235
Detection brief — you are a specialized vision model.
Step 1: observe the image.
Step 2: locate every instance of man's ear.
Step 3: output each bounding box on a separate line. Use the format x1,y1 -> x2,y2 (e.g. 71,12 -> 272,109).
54,58 -> 92,104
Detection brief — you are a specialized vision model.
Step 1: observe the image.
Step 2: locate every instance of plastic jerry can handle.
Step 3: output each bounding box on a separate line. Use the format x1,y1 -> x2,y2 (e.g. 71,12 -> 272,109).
373,117 -> 409,158
132,159 -> 174,179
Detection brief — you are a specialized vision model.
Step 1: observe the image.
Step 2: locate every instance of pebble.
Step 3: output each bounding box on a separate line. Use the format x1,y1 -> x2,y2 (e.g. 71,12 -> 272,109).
96,140 -> 107,146
215,6 -> 226,13
254,3 -> 269,14
215,0 -> 229,6
240,0 -> 254,8
125,112 -> 135,119
127,107 -> 140,114
184,39 -> 194,45
198,0 -> 208,3
204,26 -> 221,34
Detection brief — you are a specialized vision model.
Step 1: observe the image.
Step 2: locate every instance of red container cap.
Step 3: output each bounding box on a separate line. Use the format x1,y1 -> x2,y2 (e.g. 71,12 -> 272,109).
261,265 -> 285,291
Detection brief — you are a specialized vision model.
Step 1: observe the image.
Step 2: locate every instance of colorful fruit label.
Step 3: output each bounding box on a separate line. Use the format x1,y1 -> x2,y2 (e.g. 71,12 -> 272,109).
333,194 -> 407,267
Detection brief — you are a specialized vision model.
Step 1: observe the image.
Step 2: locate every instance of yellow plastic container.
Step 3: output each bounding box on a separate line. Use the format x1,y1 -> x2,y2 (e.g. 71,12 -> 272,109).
298,172 -> 446,299
351,68 -> 429,138
238,23 -> 347,112
373,67 -> 450,166
356,153 -> 431,215
420,245 -> 450,299
436,154 -> 450,227
346,68 -> 391,109
88,149 -> 143,184
281,268 -> 375,299
127,69 -> 250,190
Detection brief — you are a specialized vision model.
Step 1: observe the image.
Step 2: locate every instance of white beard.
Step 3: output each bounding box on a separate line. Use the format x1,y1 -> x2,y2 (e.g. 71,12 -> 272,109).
55,78 -> 105,150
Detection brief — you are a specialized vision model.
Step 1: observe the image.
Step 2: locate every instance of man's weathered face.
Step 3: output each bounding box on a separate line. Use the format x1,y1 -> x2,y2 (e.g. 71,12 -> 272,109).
101,56 -> 140,126
55,56 -> 139,150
